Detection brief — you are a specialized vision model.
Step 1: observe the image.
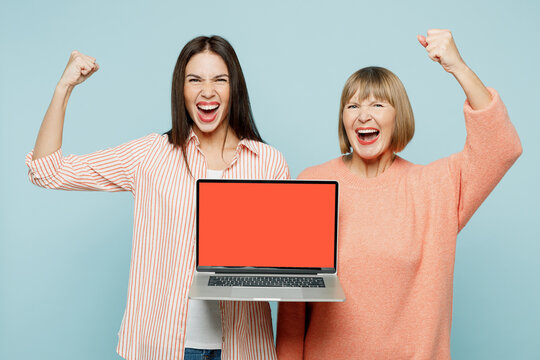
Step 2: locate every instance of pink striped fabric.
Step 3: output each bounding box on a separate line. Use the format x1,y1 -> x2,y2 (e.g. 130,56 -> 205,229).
26,130 -> 289,360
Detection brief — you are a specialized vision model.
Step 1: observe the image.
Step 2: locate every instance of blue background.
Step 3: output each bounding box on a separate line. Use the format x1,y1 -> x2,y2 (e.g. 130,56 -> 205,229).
1,0 -> 539,358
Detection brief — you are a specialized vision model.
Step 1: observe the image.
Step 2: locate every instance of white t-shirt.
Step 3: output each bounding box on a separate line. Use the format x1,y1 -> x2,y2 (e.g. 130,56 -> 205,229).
184,168 -> 223,349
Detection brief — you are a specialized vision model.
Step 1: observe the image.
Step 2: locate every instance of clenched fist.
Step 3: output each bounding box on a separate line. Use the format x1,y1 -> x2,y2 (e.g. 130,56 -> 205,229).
417,29 -> 467,75
58,50 -> 99,88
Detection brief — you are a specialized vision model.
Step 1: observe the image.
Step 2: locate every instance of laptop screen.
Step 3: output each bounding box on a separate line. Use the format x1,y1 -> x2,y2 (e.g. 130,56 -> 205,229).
197,180 -> 338,271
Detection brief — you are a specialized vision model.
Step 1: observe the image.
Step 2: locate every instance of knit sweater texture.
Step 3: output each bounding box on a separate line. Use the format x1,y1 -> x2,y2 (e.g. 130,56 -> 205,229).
276,89 -> 522,359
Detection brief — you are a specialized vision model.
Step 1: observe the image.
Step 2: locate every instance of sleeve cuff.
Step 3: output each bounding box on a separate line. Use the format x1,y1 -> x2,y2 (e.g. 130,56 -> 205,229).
463,87 -> 509,129
25,148 -> 63,180
463,87 -> 503,116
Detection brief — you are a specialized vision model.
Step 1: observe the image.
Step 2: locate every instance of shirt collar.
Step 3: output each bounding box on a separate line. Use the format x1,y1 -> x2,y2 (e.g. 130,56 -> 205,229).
237,138 -> 259,155
188,129 -> 259,156
187,129 -> 200,146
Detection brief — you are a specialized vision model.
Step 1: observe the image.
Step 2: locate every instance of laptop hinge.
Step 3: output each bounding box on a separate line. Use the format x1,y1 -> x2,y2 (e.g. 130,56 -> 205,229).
211,268 -> 321,275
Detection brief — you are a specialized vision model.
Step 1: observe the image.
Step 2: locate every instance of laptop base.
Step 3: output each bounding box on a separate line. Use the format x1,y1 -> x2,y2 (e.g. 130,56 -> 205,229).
189,272 -> 345,302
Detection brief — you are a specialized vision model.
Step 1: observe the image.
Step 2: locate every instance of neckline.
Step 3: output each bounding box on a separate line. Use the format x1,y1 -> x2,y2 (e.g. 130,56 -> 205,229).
206,168 -> 224,179
335,155 -> 405,189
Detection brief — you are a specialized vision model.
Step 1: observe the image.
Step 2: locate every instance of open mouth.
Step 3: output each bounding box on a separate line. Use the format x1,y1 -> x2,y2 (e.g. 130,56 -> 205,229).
196,102 -> 220,123
356,128 -> 380,145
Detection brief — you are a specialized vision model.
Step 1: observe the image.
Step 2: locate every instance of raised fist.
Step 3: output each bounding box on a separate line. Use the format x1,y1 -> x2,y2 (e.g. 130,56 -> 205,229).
417,29 -> 466,75
58,50 -> 99,88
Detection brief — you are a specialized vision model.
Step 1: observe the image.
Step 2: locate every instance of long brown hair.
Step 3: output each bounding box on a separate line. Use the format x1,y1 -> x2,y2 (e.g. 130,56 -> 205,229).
166,35 -> 263,173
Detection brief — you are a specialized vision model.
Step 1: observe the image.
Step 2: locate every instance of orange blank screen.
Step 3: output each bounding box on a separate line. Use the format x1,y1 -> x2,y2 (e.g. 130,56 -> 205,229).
198,182 -> 336,268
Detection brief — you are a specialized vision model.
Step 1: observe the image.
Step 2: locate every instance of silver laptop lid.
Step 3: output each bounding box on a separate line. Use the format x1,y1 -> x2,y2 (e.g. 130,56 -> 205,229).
196,180 -> 338,275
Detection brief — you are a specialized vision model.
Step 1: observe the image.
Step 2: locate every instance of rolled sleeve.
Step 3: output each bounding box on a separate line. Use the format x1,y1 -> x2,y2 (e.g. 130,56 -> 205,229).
26,148 -> 64,186
25,133 -> 159,192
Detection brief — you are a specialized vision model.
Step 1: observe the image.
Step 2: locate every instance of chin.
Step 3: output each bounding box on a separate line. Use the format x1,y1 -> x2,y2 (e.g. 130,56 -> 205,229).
353,149 -> 380,160
196,122 -> 220,134
194,116 -> 226,134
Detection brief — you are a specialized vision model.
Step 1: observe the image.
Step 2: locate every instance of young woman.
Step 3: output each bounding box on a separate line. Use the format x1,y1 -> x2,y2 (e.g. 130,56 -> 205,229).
27,36 -> 288,360
276,29 -> 522,359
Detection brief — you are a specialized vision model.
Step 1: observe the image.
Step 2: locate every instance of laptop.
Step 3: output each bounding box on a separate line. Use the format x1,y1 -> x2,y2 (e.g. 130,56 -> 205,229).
188,179 -> 345,302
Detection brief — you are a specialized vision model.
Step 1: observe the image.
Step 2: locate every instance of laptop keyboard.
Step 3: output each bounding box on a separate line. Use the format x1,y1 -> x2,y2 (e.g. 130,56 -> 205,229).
208,276 -> 325,288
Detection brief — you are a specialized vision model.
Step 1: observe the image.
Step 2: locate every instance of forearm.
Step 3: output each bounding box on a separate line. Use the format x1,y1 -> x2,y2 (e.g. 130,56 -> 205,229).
32,83 -> 74,160
452,64 -> 492,110
419,29 -> 492,110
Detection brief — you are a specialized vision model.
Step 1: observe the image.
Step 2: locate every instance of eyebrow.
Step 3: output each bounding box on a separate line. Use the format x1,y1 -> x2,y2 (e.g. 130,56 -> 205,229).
185,74 -> 229,79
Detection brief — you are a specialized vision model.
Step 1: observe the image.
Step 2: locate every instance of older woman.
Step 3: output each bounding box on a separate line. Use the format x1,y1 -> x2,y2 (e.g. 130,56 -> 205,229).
276,29 -> 522,359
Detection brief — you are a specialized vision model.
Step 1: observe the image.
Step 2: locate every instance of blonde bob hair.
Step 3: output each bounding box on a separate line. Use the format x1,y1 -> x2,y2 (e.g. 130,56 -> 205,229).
338,66 -> 415,154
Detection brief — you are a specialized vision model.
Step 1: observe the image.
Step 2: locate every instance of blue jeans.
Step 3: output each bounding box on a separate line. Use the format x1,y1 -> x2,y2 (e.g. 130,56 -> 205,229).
184,348 -> 221,360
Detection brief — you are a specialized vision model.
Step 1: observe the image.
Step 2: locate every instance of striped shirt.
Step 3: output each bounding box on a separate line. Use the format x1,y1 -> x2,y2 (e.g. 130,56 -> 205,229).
26,130 -> 290,360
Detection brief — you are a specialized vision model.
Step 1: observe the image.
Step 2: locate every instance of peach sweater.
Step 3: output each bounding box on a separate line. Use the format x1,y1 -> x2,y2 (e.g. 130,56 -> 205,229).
276,89 -> 521,359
